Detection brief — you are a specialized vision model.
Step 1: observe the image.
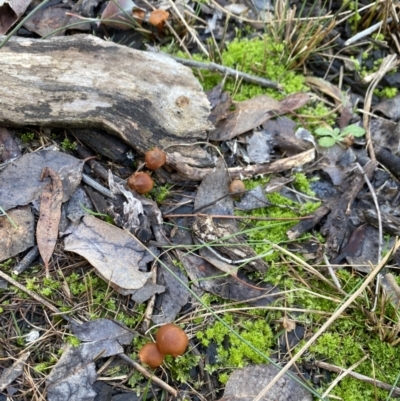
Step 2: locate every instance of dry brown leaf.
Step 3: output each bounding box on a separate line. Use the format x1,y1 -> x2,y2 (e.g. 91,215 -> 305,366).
64,215 -> 154,291
0,0 -> 32,34
279,92 -> 310,113
36,167 -> 63,277
210,93 -> 310,142
101,0 -> 143,29
210,95 -> 281,141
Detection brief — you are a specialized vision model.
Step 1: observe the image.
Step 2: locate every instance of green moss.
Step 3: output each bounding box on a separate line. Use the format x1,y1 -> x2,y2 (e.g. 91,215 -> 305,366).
197,314 -> 273,369
21,132 -> 35,143
65,336 -> 81,347
165,353 -> 202,383
293,172 -> 316,196
310,332 -> 400,400
153,183 -> 172,204
374,87 -> 398,99
175,35 -> 308,100
235,187 -> 320,265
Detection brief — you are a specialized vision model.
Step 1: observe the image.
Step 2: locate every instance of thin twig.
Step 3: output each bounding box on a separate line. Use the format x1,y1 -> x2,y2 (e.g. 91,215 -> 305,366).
314,360 -> 400,397
196,238 -> 272,265
251,239 -> 400,401
166,0 -> 209,57
163,213 -> 313,221
344,18 -> 392,46
267,242 -> 345,293
55,0 -> 85,37
322,355 -> 368,398
323,253 -> 341,289
0,269 -> 74,323
355,162 -> 382,312
12,246 -> 40,275
169,56 -> 282,90
82,173 -> 113,198
118,353 -> 178,397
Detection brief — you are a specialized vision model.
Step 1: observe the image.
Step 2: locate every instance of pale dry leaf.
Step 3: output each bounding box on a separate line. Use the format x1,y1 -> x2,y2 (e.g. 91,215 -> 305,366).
0,352 -> 30,391
0,149 -> 85,212
210,95 -> 281,141
220,364 -> 312,401
0,0 -> 32,34
36,167 -> 63,277
64,215 -> 153,291
0,206 -> 35,263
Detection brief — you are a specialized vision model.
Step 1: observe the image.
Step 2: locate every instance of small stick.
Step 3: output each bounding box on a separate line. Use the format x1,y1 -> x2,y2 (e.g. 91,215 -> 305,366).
314,360 -> 400,396
82,173 -> 113,198
118,353 -> 178,397
355,162 -> 382,312
12,246 -> 39,275
323,253 -> 341,290
170,56 -> 282,90
322,355 -> 369,398
163,213 -> 313,221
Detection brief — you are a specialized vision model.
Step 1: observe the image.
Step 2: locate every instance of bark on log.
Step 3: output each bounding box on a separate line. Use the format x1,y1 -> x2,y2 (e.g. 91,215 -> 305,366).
0,35 -> 212,153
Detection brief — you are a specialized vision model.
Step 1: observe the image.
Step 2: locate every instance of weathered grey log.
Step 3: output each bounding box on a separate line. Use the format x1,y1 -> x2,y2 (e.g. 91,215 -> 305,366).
0,35 -> 212,153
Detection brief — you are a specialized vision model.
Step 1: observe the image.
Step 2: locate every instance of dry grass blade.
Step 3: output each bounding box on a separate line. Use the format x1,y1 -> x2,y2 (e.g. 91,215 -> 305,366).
268,0 -> 338,69
252,238 -> 400,401
36,167 -> 63,278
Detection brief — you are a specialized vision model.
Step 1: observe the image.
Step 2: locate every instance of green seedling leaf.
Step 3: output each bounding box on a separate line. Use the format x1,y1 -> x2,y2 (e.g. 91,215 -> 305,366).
341,124 -> 365,137
314,127 -> 334,137
318,137 -> 337,147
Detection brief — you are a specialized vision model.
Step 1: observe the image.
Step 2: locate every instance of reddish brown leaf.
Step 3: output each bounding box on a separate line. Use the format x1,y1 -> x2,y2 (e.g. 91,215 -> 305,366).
36,167 -> 63,277
209,93 -> 310,142
279,92 -> 310,112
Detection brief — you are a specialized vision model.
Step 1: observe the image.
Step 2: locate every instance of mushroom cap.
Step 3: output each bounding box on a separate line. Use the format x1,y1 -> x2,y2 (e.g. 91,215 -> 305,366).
139,342 -> 165,368
145,148 -> 166,170
229,179 -> 245,197
127,172 -> 154,194
156,324 -> 188,357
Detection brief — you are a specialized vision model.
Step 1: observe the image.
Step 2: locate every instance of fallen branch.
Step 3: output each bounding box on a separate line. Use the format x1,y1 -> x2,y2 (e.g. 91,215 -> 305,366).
166,148 -> 315,181
0,34 -> 212,154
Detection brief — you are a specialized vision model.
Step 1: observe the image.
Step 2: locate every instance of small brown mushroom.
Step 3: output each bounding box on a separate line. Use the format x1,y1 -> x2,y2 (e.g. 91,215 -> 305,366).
127,172 -> 154,194
156,324 -> 188,357
145,148 -> 166,170
139,343 -> 165,368
229,179 -> 245,198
